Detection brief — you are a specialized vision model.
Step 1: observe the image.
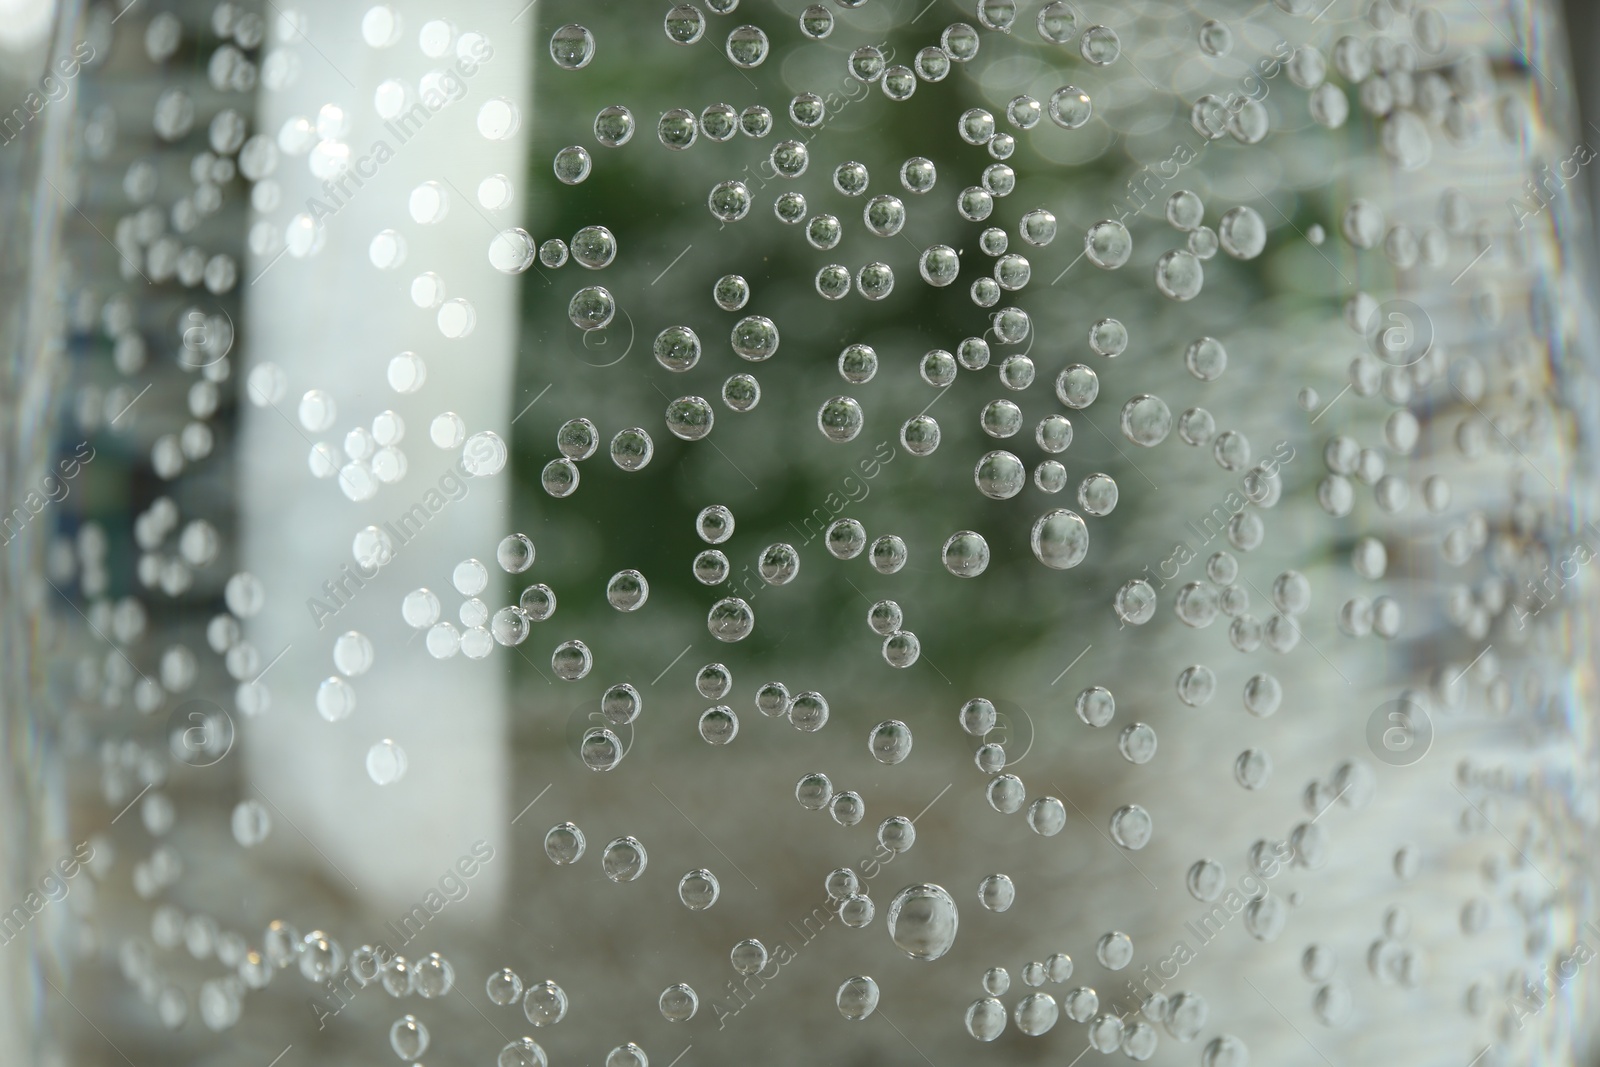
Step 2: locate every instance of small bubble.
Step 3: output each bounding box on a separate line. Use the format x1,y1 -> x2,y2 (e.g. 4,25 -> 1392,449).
696,505 -> 734,544
773,191 -> 807,224
1218,206 -> 1267,259
837,975 -> 879,1020
825,519 -> 866,559
987,774 -> 1026,813
1118,722 -> 1158,764
1202,1035 -> 1250,1067
1197,18 -> 1232,56
975,451 -> 1026,500
601,836 -> 648,882
544,454 -> 582,495
1015,992 -> 1060,1035
605,570 -> 649,611
1156,250 -> 1205,300
694,663 -> 731,701
1080,23 -> 1119,63
741,107 -> 772,137
1178,407 -> 1216,446
596,684 -> 640,727
551,640 -> 593,680
707,597 -> 755,642
701,102 -> 738,142
551,145 -> 592,187
981,399 -> 1023,439
878,816 -> 915,852
1114,580 -> 1157,625
500,1038 -> 546,1066
548,23 -> 595,69
1000,356 -> 1036,391
830,791 -> 865,826
1177,664 -> 1217,706
568,286 -> 615,330
610,428 -> 654,470
708,181 -> 751,222
713,275 -> 749,311
693,550 -> 729,585
659,982 -> 698,1022
870,535 -> 907,574
855,262 -> 895,300
886,883 -> 959,960
984,969 -> 1013,998
1075,686 -> 1115,727
919,245 -> 959,287
365,739 -> 407,785
920,350 -> 957,387
788,691 -> 830,732
1028,796 -> 1066,836
868,719 -> 914,764
522,980 -> 569,1026
795,771 -> 832,809
452,558 -> 488,596
425,622 -> 460,659
1048,85 -> 1092,128
665,396 -> 714,441
476,99 -> 521,141
1120,395 -> 1173,446
1109,804 -> 1153,849
1096,931 -> 1133,970
581,728 -> 624,771
798,5 -> 833,39
942,531 -> 990,577
817,396 -> 864,443
678,869 -> 720,910
390,1014 -> 429,1059
486,968 -> 523,1006
543,822 -> 586,864
730,938 -> 768,975
231,800 -> 271,846
539,239 -> 568,268
956,337 -> 991,372
957,186 -> 994,222
731,315 -> 779,361
816,264 -> 851,299
966,997 -> 1007,1041
1085,219 -> 1132,269
956,698 -> 995,737
1078,473 -> 1118,516
658,108 -> 697,149
1036,0 -> 1077,41
900,157 -> 938,195
570,225 -> 617,269
725,24 -> 768,67
663,5 -> 705,45
1234,748 -> 1272,789
1055,363 -> 1099,408
771,139 -> 809,178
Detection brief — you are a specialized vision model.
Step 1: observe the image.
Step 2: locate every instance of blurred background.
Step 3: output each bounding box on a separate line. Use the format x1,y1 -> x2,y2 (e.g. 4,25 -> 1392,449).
3,0 -> 1600,1065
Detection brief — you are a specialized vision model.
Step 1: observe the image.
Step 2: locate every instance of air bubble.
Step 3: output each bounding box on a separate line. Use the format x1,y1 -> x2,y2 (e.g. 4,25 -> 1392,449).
886,884 -> 958,960
548,24 -> 594,69
725,25 -> 768,67
601,837 -> 647,882
1085,220 -> 1132,268
1109,804 -> 1152,849
1048,86 -> 1092,128
366,740 -> 407,785
664,5 -> 705,44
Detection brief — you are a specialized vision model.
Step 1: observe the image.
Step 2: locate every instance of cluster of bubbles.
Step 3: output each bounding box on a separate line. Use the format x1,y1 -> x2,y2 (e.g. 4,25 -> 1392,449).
956,695 -> 1154,851
41,0 -> 1583,1063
